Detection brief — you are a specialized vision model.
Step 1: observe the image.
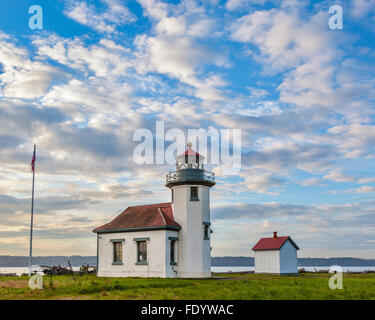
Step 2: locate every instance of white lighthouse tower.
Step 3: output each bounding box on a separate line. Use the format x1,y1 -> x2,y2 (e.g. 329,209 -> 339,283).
166,143 -> 216,278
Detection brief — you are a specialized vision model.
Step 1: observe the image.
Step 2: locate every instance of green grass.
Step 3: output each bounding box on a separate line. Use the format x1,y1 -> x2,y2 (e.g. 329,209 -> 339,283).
0,273 -> 374,300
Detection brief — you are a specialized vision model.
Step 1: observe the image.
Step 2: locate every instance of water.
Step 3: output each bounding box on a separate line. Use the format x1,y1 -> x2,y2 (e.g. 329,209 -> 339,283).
0,267 -> 29,276
0,266 -> 81,276
2,266 -> 375,276
212,266 -> 255,273
212,266 -> 375,273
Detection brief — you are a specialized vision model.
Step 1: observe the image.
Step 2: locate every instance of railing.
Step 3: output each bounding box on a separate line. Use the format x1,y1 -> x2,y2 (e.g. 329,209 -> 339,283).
166,169 -> 215,184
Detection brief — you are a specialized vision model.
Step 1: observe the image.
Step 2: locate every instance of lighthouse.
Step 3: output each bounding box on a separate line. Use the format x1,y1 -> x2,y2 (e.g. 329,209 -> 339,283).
166,143 -> 216,278
93,143 -> 215,278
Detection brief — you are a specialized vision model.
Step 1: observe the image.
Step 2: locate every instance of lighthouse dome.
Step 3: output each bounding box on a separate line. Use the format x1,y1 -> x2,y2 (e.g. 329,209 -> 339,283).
176,142 -> 205,164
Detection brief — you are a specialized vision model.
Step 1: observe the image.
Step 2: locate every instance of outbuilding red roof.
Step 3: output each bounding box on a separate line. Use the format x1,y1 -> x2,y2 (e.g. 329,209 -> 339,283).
252,235 -> 299,251
93,203 -> 181,233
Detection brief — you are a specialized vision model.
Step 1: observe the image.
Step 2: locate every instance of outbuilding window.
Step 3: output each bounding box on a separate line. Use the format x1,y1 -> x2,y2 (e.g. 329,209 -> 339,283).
111,239 -> 124,265
190,186 -> 199,201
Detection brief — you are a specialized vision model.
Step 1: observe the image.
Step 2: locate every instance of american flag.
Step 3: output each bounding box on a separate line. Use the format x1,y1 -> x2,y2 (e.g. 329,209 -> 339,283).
31,147 -> 36,172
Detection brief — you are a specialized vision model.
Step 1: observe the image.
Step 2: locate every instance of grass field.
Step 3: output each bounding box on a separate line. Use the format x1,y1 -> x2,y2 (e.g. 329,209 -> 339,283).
0,273 -> 374,300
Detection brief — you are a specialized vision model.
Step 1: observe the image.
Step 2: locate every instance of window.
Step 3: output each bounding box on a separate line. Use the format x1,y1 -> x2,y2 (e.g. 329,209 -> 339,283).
134,237 -> 149,265
204,225 -> 209,240
190,186 -> 199,201
137,241 -> 147,263
113,242 -> 123,264
169,237 -> 178,265
170,240 -> 176,265
171,189 -> 174,203
203,222 -> 210,240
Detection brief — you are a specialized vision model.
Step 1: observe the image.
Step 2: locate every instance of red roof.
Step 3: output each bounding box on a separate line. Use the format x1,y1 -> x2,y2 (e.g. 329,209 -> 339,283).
177,145 -> 202,157
252,236 -> 299,251
93,203 -> 181,233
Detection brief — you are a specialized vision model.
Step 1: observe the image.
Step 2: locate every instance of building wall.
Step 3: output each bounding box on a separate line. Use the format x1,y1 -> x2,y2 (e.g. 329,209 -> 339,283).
172,185 -> 211,278
254,240 -> 298,274
279,240 -> 298,274
97,229 -> 179,278
201,187 -> 211,277
254,250 -> 280,274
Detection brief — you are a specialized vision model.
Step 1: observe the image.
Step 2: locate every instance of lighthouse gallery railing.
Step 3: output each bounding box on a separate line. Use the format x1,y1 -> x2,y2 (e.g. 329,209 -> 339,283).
166,169 -> 215,184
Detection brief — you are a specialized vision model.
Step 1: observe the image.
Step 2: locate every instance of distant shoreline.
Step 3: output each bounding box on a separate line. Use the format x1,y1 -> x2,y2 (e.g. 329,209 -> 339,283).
1,256 -> 375,267
212,257 -> 375,267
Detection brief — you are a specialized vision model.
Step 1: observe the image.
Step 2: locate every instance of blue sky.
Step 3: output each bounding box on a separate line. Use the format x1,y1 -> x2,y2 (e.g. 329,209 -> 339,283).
0,0 -> 375,258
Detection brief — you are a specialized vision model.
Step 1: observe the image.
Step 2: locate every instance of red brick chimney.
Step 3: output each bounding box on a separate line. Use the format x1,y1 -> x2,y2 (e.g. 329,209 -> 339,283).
273,231 -> 277,238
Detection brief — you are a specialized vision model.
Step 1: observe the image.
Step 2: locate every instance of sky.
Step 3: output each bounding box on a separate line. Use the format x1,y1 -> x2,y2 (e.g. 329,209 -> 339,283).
0,0 -> 374,258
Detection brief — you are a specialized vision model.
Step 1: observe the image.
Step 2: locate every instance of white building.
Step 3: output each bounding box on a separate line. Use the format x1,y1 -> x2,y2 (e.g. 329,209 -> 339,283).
252,232 -> 299,274
93,143 -> 215,278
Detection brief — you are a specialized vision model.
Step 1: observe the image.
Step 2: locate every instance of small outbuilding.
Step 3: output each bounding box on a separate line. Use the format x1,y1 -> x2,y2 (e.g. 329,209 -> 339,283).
252,232 -> 299,274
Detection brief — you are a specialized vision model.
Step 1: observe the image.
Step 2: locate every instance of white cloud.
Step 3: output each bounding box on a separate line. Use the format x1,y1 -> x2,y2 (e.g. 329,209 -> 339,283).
134,33 -> 228,101
0,34 -> 67,99
354,185 -> 375,193
229,8 -> 355,109
242,169 -> 284,194
248,87 -> 268,98
324,170 -> 355,183
187,19 -> 214,37
358,177 -> 375,184
64,0 -> 136,33
328,124 -> 375,159
138,0 -> 168,20
157,99 -> 204,125
225,0 -> 266,11
351,0 -> 375,18
156,16 -> 187,36
35,35 -> 133,79
134,1 -> 227,102
301,178 -> 321,186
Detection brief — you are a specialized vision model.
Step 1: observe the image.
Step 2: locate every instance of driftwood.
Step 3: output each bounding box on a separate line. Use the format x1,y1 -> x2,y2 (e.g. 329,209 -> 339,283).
80,264 -> 96,274
67,260 -> 73,272
42,265 -> 73,275
41,264 -> 96,275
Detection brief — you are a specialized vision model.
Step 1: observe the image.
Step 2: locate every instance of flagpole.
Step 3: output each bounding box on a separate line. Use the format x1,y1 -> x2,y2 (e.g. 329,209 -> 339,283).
28,145 -> 36,277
